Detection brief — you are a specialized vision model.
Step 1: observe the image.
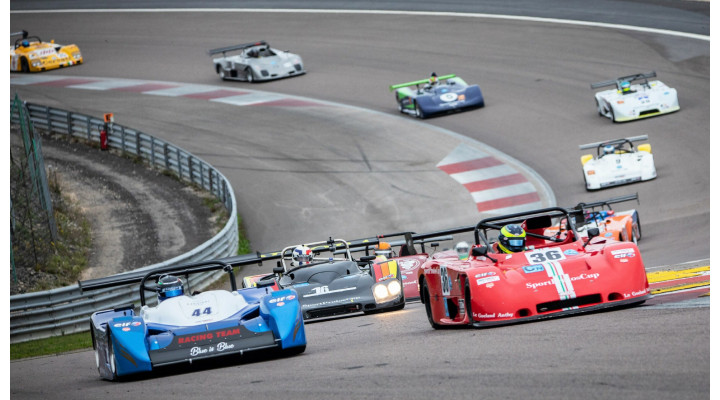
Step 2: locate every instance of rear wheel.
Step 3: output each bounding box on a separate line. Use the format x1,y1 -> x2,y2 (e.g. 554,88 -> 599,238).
632,214 -> 642,244
422,280 -> 442,329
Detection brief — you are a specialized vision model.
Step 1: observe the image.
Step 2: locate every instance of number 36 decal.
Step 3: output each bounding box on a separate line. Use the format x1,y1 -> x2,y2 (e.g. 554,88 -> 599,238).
525,248 -> 566,264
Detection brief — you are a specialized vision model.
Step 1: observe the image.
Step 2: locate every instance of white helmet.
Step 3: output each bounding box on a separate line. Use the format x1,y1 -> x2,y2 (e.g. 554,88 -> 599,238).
293,245 -> 313,265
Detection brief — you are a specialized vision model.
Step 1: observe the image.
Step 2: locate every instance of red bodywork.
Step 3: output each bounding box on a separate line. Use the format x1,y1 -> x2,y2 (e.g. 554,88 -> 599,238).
419,225 -> 650,328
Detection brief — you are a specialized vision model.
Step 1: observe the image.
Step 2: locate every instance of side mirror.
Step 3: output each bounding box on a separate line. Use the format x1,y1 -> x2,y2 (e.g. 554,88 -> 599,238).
587,227 -> 600,240
585,228 -> 600,247
471,246 -> 488,257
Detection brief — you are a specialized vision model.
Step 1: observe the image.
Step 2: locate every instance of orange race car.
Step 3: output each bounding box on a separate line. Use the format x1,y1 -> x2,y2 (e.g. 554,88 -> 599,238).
10,30 -> 83,72
545,194 -> 642,245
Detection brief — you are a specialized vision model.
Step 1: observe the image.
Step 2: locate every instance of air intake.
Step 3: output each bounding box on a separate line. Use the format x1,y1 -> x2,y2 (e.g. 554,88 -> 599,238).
536,294 -> 602,313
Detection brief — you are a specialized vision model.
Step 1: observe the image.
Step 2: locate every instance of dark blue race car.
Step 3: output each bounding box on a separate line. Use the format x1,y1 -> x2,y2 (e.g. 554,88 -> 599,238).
390,73 -> 484,118
81,258 -> 306,381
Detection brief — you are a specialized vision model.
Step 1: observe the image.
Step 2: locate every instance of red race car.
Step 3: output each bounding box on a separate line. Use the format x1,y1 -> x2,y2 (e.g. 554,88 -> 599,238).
418,207 -> 650,328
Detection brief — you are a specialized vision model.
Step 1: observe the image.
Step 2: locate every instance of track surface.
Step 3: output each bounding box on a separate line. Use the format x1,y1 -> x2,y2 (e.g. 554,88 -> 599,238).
9,2 -> 710,399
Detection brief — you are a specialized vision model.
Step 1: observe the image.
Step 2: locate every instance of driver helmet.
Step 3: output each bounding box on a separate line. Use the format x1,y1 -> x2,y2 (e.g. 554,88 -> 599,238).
603,144 -> 615,155
293,245 -> 313,265
157,275 -> 184,302
498,224 -> 526,254
374,242 -> 393,259
621,81 -> 631,93
454,241 -> 470,260
22,40 -> 29,47
429,72 -> 438,85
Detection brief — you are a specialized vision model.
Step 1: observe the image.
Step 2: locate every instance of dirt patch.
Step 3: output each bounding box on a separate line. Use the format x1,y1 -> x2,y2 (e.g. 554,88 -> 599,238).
11,133 -> 226,294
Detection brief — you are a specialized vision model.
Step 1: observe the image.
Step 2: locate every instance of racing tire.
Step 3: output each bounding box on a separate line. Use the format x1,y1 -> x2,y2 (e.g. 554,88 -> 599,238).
20,57 -> 29,73
609,107 -> 616,123
245,68 -> 255,83
465,279 -> 474,327
632,214 -> 642,244
414,101 -> 425,119
219,69 -> 226,80
421,280 -> 443,329
595,98 -> 603,116
106,332 -> 119,381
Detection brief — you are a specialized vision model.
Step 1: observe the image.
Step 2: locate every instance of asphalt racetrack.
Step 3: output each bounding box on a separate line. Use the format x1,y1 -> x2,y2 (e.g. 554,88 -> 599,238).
9,2 -> 711,399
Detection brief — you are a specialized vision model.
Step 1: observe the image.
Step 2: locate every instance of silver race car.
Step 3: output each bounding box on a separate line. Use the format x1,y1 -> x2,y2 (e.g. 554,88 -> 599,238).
209,41 -> 305,82
590,72 -> 679,122
579,135 -> 656,190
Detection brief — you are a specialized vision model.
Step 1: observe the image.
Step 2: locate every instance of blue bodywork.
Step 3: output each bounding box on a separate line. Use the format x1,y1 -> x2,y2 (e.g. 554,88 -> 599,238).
90,285 -> 305,380
392,75 -> 484,118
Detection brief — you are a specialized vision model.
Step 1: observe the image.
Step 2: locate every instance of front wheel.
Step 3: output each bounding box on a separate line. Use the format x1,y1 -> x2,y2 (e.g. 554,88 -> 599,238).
465,279 -> 473,326
632,214 -> 642,244
422,280 -> 442,329
414,101 -> 425,119
106,332 -> 119,381
20,57 -> 29,72
245,68 -> 255,83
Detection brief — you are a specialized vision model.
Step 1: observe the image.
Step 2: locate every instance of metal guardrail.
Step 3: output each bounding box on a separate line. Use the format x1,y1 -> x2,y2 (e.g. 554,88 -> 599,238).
9,101 -> 240,343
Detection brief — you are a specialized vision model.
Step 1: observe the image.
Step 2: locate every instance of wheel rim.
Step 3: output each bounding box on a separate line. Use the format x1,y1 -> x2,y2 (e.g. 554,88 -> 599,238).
247,69 -> 254,82
219,69 -> 225,79
95,347 -> 100,369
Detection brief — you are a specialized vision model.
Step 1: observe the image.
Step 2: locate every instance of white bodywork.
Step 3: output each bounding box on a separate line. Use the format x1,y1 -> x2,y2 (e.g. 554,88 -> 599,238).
212,45 -> 304,82
594,80 -> 679,122
582,150 -> 656,190
141,290 -> 248,326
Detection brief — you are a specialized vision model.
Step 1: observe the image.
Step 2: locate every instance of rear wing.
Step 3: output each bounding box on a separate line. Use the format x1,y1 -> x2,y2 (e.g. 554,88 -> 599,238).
570,193 -> 639,215
590,71 -> 657,90
208,41 -> 268,56
11,30 -> 28,39
578,135 -> 648,150
389,74 -> 456,91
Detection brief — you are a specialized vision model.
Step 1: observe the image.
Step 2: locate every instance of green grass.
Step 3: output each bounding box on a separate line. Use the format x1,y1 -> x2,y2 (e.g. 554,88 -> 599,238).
11,331 -> 93,360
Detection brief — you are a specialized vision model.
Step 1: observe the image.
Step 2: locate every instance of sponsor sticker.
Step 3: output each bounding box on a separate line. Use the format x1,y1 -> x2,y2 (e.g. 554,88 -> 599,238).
476,276 -> 500,286
522,265 -> 545,274
611,248 -> 636,258
563,249 -> 579,256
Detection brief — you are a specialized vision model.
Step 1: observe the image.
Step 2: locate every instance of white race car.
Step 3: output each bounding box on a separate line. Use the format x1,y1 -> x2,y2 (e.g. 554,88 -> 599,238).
579,135 -> 656,190
208,40 -> 305,82
591,72 -> 679,122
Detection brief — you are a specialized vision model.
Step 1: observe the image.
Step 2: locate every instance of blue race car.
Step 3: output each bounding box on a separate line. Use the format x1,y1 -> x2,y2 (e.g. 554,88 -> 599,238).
80,258 -> 306,381
389,73 -> 484,119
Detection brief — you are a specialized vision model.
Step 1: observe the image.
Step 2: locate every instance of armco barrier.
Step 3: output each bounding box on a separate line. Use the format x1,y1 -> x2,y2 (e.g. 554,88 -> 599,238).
10,101 -> 239,343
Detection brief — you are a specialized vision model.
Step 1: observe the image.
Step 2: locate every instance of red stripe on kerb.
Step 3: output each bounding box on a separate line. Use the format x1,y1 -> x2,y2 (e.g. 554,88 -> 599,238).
437,157 -> 503,174
29,78 -> 97,87
464,174 -> 528,192
183,90 -> 250,100
251,99 -> 324,107
476,192 -> 541,212
113,83 -> 178,92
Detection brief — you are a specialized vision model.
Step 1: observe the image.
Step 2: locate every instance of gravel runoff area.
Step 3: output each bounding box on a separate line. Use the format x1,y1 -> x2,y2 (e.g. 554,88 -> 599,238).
11,133 -> 223,294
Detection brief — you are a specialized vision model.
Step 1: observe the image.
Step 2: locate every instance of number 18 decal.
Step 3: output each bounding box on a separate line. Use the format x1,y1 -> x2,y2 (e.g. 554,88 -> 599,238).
525,248 -> 565,264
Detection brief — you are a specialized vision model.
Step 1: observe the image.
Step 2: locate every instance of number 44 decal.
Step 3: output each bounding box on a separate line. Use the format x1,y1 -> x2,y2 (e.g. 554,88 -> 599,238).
191,307 -> 212,317
525,248 -> 566,264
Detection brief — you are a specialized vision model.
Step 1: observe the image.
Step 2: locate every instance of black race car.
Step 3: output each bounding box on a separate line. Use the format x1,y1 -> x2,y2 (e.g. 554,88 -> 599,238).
243,238 -> 405,320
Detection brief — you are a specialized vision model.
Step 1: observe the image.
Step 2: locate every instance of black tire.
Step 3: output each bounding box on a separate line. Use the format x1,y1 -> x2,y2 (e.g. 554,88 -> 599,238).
218,68 -> 227,80
633,214 -> 642,244
609,107 -> 616,123
20,57 -> 29,73
421,280 -> 442,329
596,98 -> 603,116
245,68 -> 255,83
106,332 -> 119,381
465,279 -> 473,327
414,101 -> 425,119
